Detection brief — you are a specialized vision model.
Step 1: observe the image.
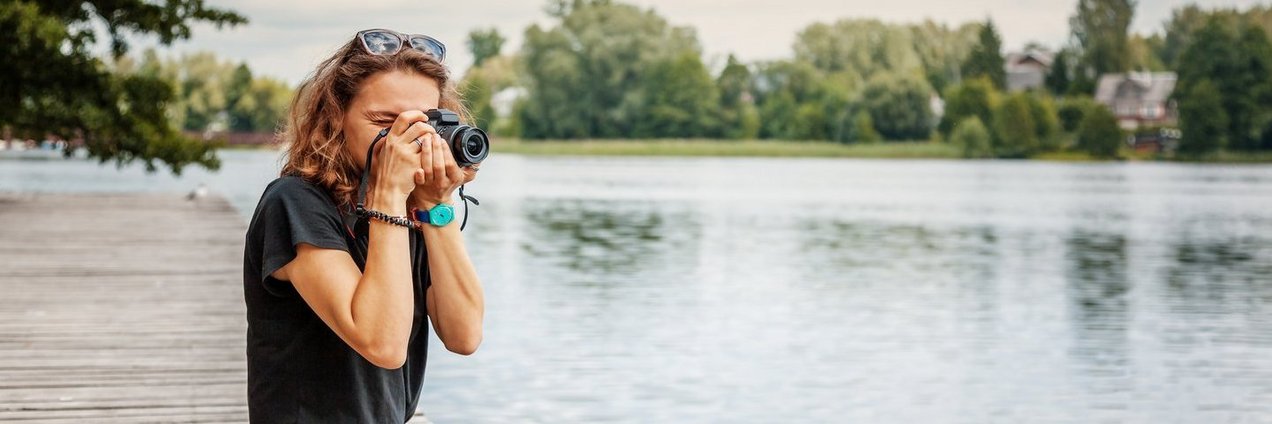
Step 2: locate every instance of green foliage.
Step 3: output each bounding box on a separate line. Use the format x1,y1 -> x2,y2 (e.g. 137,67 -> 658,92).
938,77 -> 996,138
961,20 -> 1006,89
126,50 -> 292,134
0,0 -> 245,174
466,28 -> 506,68
1175,17 -> 1272,151
517,0 -> 704,139
1057,96 -> 1099,132
1070,0 -> 1136,76
461,55 -> 520,134
992,92 -> 1039,157
951,116 -> 992,158
716,55 -> 760,139
1026,93 -> 1062,151
860,73 -> 934,140
629,52 -> 721,138
1177,79 -> 1228,157
851,110 -> 882,143
1046,50 -> 1073,95
794,19 -> 922,79
1157,5 -> 1272,69
1075,104 -> 1123,158
229,77 -> 292,133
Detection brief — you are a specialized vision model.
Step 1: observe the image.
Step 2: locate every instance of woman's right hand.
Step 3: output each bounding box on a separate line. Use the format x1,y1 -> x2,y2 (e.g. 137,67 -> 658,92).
372,111 -> 435,203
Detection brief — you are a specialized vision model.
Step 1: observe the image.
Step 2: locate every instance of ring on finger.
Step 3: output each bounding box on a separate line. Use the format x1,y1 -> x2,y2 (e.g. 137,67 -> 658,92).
412,138 -> 424,148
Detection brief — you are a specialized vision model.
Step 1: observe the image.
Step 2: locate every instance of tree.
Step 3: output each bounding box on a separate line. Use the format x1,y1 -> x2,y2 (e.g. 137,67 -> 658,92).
716,54 -> 759,139
229,77 -> 292,133
1177,79 -> 1228,157
1175,17 -> 1272,151
226,64 -> 254,131
518,0 -> 703,139
860,73 -> 934,140
1046,49 -> 1073,95
1075,104 -> 1122,159
938,77 -> 996,138
992,92 -> 1038,157
961,19 -> 1006,89
0,0 -> 245,174
1026,93 -> 1061,151
466,28 -> 505,68
1069,0 -> 1136,77
1057,96 -> 1100,132
951,117 -> 992,158
628,52 -> 720,138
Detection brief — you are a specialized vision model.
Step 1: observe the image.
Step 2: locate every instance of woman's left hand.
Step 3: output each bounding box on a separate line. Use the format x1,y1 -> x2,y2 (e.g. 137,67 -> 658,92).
411,132 -> 480,207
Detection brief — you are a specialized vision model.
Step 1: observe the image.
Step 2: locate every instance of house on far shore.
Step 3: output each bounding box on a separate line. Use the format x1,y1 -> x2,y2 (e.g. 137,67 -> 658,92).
1005,50 -> 1053,92
1094,72 -> 1178,130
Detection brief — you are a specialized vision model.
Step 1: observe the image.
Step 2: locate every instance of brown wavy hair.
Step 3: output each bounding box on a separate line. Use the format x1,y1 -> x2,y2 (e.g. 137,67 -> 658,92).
279,36 -> 469,209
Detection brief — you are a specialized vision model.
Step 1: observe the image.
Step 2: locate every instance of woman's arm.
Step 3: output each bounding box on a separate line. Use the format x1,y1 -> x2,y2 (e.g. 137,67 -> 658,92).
274,189 -> 414,369
271,111 -> 434,369
420,218 -> 485,355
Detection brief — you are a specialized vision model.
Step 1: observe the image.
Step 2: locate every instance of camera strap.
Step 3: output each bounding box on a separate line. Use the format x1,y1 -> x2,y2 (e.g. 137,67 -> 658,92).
354,128 -> 479,231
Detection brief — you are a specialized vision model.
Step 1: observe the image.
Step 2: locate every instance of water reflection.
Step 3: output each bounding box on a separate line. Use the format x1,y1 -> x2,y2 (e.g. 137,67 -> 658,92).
520,199 -> 701,279
1064,230 -> 1131,409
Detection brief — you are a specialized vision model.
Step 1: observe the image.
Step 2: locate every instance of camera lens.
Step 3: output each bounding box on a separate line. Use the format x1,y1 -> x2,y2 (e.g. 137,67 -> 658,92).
452,127 -> 489,166
465,134 -> 483,156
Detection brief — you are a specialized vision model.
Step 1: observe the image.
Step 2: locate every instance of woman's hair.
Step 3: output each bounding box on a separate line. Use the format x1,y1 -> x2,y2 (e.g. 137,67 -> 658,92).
279,37 -> 470,208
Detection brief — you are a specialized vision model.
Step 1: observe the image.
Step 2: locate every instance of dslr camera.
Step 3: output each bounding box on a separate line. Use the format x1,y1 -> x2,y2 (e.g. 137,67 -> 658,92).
426,108 -> 489,166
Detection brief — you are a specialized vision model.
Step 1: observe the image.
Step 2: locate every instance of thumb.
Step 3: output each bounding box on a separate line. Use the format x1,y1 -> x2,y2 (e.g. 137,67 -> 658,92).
414,168 -> 426,185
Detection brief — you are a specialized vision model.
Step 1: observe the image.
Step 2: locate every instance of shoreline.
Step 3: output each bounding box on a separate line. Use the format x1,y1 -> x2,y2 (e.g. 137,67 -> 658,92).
221,139 -> 1272,164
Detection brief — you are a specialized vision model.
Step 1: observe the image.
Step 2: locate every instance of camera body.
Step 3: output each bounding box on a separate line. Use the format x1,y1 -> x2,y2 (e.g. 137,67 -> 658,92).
425,109 -> 489,167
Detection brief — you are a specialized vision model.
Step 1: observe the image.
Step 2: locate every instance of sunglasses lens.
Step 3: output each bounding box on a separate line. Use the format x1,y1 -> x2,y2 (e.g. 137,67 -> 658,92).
409,36 -> 446,61
361,31 -> 401,55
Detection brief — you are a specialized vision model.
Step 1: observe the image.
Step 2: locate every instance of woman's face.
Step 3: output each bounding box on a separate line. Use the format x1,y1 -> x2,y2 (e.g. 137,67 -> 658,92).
342,70 -> 441,170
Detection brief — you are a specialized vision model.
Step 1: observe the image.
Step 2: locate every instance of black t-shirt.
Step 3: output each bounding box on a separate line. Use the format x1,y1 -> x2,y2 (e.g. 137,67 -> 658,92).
242,175 -> 431,423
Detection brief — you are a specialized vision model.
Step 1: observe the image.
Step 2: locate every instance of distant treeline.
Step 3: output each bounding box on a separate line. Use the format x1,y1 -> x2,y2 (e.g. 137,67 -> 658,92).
114,51 -> 293,135
132,0 -> 1272,160
460,0 -> 1272,159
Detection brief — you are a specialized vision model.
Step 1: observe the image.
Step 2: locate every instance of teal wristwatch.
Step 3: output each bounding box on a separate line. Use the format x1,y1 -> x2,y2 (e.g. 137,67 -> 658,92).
414,203 -> 455,227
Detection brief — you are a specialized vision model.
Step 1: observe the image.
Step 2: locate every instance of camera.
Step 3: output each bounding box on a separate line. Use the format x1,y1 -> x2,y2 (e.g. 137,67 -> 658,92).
425,108 -> 489,167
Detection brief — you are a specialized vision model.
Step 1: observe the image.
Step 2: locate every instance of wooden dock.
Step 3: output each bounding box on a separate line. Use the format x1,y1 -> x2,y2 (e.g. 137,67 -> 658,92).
0,192 -> 249,422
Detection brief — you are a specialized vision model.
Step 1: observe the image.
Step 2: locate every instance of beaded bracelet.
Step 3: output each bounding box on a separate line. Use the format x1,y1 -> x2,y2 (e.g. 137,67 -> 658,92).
357,207 -> 422,231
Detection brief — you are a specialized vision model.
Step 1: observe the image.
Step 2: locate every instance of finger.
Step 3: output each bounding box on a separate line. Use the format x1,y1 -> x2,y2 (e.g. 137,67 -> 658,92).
420,134 -> 435,182
401,121 -> 432,149
389,110 -> 428,137
431,135 -> 447,184
439,140 -> 463,182
414,168 -> 426,185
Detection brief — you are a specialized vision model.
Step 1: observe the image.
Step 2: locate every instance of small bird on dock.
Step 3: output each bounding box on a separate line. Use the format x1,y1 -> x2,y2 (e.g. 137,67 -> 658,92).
187,183 -> 209,201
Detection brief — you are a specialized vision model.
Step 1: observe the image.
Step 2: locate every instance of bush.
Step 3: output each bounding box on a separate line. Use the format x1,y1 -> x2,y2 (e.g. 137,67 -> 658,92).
951,116 -> 993,158
992,92 -> 1038,157
1027,92 -> 1061,151
938,77 -> 997,138
1057,96 -> 1099,133
1076,105 -> 1123,159
861,73 -> 934,140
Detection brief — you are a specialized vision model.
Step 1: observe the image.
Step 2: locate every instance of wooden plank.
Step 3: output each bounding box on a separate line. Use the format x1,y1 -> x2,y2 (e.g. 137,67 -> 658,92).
0,193 -> 250,422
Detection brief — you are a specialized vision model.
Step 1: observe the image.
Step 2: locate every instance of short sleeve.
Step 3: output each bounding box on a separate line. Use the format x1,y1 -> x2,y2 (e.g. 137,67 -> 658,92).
251,177 -> 349,292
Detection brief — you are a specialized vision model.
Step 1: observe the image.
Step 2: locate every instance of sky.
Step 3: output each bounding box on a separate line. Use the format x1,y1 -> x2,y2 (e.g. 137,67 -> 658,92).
142,0 -> 1270,84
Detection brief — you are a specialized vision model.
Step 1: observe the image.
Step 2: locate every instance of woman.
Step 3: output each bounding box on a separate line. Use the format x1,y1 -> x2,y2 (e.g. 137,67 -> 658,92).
242,29 -> 484,423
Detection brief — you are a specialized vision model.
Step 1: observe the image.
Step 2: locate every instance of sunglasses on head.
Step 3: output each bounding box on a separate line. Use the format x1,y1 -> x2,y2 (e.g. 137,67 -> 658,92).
355,29 -> 446,62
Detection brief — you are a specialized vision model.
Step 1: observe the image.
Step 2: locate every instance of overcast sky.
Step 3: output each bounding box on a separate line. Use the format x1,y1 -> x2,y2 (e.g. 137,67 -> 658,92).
147,0 -> 1269,84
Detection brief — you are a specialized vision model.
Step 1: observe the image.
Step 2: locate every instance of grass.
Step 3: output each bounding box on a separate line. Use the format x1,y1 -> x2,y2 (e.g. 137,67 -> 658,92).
490,138 -> 963,159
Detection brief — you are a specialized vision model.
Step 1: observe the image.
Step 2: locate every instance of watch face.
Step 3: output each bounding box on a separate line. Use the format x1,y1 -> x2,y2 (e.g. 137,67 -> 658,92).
429,204 -> 455,226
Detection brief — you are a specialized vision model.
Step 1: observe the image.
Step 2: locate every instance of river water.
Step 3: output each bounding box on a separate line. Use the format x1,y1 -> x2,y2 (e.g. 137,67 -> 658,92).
4,150 -> 1272,423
